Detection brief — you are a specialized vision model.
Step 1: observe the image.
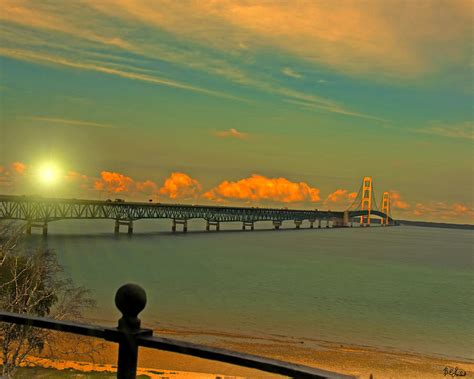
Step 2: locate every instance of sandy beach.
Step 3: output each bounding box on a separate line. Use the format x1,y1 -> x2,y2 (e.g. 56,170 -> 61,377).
9,325 -> 473,379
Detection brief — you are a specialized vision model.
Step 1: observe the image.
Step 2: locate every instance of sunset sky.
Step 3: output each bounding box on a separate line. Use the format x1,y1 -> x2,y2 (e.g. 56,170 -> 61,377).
0,1 -> 472,223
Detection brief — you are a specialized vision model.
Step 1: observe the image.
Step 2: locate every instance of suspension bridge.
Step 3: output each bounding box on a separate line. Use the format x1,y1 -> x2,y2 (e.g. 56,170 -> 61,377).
0,177 -> 395,235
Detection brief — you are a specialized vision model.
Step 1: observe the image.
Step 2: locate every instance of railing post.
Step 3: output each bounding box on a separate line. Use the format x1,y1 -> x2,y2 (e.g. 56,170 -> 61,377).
114,284 -> 150,379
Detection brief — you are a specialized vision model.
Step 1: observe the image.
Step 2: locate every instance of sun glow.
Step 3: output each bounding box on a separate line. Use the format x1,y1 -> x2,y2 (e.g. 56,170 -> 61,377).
38,164 -> 59,185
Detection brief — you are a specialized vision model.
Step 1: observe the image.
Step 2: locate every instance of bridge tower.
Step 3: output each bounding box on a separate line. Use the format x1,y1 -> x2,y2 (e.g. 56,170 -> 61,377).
360,176 -> 373,227
381,191 -> 390,226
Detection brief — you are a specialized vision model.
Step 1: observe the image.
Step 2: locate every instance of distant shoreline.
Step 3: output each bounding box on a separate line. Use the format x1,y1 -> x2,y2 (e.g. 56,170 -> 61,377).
398,220 -> 474,230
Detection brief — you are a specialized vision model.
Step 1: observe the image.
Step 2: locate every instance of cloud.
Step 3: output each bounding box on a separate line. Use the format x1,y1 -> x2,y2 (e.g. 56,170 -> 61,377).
285,99 -> 387,122
203,174 -> 320,203
325,189 -> 357,206
282,67 -> 302,79
65,171 -> 89,182
0,161 -> 28,187
419,121 -> 473,140
0,2 -> 394,120
64,169 -> 158,196
413,201 -> 474,221
0,47 -> 246,102
71,170 -> 201,199
136,180 -> 158,194
65,170 -> 92,190
213,128 -> 248,140
159,172 -> 202,200
86,0 -> 472,77
93,171 -> 161,196
94,171 -> 135,193
29,117 -> 114,129
11,162 -> 26,175
389,191 -> 410,210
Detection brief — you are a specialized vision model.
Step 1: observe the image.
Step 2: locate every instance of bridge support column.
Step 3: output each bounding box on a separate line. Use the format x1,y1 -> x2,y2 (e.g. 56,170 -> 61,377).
25,220 -> 48,236
206,220 -> 220,231
343,211 -> 349,227
242,221 -> 254,231
309,219 -> 315,229
42,222 -> 48,236
326,219 -> 330,228
318,219 -> 321,228
333,218 -> 345,228
115,219 -> 134,234
273,220 -> 282,230
172,219 -> 187,233
294,220 -> 302,229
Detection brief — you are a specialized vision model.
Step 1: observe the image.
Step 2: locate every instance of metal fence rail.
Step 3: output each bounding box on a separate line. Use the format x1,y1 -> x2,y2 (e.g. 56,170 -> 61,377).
0,284 -> 356,379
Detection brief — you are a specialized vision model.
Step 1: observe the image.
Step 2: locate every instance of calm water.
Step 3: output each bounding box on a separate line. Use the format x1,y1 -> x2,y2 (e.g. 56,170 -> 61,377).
22,220 -> 474,361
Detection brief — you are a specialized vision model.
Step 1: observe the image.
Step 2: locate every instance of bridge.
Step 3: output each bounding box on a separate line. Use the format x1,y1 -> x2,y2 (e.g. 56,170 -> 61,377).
0,177 -> 395,235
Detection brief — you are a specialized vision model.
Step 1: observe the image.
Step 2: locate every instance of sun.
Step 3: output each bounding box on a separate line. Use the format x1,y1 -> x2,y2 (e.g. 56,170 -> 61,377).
38,164 -> 59,185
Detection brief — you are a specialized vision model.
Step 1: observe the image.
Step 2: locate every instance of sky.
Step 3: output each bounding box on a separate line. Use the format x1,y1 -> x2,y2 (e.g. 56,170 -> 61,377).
0,0 -> 472,223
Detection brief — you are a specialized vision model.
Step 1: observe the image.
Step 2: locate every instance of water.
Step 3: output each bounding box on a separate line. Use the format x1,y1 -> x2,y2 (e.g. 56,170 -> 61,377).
21,220 -> 474,361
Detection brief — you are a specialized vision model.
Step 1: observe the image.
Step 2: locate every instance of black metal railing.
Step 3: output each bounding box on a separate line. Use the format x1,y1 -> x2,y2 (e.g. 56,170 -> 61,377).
0,283 -> 355,379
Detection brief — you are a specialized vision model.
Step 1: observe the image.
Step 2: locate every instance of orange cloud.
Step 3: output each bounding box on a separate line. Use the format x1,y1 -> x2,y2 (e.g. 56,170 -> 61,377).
65,170 -> 92,190
94,171 -> 135,193
11,162 -> 26,174
94,171 -> 161,196
159,172 -> 202,199
453,203 -> 470,214
390,191 -> 410,210
86,0 -> 471,77
325,189 -> 357,206
214,128 -> 248,139
203,174 -> 320,203
136,180 -> 158,194
413,202 -> 474,221
65,170 -> 89,182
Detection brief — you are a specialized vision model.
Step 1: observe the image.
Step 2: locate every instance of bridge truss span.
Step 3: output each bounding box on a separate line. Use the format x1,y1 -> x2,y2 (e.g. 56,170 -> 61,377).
0,195 -> 395,235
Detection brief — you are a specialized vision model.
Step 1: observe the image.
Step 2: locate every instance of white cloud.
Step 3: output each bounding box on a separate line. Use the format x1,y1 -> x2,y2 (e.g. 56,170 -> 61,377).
282,67 -> 302,79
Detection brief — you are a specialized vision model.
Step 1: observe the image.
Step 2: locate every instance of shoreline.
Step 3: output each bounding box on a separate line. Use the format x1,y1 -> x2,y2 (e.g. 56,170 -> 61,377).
12,326 -> 474,379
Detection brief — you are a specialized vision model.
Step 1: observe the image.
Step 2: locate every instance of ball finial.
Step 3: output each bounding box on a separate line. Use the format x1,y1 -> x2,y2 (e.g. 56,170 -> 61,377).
115,283 -> 147,331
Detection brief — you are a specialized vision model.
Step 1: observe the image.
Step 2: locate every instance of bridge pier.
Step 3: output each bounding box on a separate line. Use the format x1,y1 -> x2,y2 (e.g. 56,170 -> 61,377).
242,221 -> 254,231
343,211 -> 349,227
273,220 -> 282,230
206,220 -> 220,231
25,220 -> 48,236
309,219 -> 315,229
115,219 -> 134,234
172,219 -> 187,233
332,218 -> 345,228
360,215 -> 371,227
294,220 -> 302,229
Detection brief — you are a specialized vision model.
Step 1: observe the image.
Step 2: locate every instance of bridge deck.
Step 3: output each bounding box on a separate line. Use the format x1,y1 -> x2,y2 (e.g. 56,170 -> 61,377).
0,195 -> 392,224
